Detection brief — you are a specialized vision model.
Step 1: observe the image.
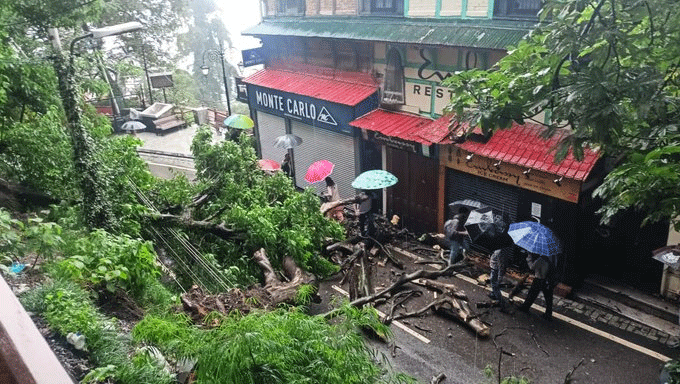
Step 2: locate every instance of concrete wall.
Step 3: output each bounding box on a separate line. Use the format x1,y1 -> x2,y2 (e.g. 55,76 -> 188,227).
137,150 -> 196,181
406,0 -> 490,17
408,0 -> 437,17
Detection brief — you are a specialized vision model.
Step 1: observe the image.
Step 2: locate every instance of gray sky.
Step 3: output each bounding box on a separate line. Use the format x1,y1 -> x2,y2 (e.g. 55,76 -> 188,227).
216,0 -> 262,50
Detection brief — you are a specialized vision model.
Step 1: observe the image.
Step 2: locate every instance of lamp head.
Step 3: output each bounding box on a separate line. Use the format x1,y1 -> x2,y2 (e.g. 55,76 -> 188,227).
201,65 -> 210,76
553,176 -> 563,186
90,22 -> 143,39
523,168 -> 531,177
466,153 -> 474,161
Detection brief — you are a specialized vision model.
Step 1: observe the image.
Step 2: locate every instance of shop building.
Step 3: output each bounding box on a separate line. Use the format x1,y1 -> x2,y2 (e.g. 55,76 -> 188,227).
244,0 -> 535,227
241,0 -> 668,289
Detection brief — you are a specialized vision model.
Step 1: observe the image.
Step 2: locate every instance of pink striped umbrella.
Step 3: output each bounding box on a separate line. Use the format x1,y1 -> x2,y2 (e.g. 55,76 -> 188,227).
304,160 -> 334,183
257,159 -> 281,172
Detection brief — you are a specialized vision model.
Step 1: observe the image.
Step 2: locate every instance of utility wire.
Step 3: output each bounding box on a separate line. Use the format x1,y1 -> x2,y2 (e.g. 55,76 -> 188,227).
128,178 -> 233,292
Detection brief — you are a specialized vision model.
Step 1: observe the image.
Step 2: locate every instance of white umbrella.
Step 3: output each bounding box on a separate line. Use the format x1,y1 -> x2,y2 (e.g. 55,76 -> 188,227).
121,121 -> 146,132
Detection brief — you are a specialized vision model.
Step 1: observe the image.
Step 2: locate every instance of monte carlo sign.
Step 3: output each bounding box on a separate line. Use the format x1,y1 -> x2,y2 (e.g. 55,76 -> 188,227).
247,85 -> 378,134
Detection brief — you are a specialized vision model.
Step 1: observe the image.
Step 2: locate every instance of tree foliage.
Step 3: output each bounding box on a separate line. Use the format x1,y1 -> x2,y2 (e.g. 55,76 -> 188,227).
444,0 -> 680,227
187,127 -> 344,279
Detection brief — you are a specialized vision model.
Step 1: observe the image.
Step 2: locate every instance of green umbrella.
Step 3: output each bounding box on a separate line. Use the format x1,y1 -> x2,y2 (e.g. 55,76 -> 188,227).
223,114 -> 254,129
351,170 -> 398,190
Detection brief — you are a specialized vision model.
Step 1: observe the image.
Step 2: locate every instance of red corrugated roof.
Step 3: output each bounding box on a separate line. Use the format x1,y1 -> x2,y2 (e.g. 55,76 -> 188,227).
243,68 -> 378,106
457,122 -> 600,181
349,109 -> 434,145
417,114 -> 452,144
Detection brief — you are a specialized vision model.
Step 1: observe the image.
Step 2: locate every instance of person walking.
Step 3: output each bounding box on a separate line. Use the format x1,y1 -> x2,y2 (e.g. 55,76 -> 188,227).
444,207 -> 470,265
358,191 -> 377,237
489,247 -> 513,313
281,153 -> 292,178
325,176 -> 344,222
489,249 -> 505,300
518,252 -> 556,320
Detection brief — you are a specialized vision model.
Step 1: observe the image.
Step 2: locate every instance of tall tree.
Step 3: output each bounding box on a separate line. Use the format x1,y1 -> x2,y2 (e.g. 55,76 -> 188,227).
6,0 -> 117,229
178,0 -> 237,110
444,0 -> 680,228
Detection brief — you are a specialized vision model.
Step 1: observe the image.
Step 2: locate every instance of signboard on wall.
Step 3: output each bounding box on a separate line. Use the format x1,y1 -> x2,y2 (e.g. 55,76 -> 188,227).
235,77 -> 248,102
441,146 -> 582,203
242,47 -> 265,67
247,84 -> 378,134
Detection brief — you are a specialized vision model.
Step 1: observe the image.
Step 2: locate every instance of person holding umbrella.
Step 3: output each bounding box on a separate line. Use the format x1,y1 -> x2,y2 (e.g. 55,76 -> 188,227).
351,170 -> 398,238
325,176 -> 344,222
518,252 -> 557,320
357,190 -> 378,237
444,207 -> 470,266
281,153 -> 292,178
507,221 -> 562,320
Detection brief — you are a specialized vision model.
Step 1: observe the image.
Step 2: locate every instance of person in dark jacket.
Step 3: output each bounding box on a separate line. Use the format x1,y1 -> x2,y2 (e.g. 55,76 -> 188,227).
444,207 -> 470,265
518,253 -> 557,320
358,190 -> 378,237
281,153 -> 292,178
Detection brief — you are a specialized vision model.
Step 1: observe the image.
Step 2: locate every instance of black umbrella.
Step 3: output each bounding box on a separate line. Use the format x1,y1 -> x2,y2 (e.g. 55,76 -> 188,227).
448,199 -> 487,215
464,207 -> 512,251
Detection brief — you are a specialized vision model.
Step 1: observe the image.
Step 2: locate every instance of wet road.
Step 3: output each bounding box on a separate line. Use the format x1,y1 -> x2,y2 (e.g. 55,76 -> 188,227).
312,251 -> 676,383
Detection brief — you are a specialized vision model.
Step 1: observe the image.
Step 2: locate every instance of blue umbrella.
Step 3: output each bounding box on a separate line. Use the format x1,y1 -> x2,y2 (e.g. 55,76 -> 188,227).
351,170 -> 398,190
508,221 -> 562,258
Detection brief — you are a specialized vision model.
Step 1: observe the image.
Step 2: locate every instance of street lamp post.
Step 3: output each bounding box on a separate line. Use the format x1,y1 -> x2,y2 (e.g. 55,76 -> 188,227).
201,39 -> 232,116
48,22 -> 142,230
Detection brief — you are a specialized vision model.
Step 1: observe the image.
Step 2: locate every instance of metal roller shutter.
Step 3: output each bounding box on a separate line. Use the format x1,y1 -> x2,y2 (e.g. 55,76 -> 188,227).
291,120 -> 356,199
445,169 -> 521,260
256,112 -> 287,164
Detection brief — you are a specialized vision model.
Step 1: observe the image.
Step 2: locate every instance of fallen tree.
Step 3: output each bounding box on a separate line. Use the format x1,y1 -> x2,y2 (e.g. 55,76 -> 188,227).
180,248 -> 318,322
324,240 -> 490,338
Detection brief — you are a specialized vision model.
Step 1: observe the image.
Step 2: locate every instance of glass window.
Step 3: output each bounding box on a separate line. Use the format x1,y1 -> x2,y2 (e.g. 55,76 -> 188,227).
382,48 -> 405,105
361,0 -> 403,15
277,0 -> 305,15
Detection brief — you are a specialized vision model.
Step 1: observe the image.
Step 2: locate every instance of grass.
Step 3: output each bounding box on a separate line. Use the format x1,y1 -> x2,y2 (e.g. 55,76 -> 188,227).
20,279 -> 174,384
132,306 -> 416,384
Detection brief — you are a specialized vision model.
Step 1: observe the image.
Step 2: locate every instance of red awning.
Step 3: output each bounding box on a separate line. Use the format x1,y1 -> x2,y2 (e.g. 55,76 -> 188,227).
416,114 -> 454,144
242,68 -> 378,106
457,122 -> 600,181
349,109 -> 434,145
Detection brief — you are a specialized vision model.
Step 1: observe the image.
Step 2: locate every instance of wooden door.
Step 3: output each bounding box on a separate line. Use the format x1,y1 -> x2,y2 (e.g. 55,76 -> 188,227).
386,147 -> 439,234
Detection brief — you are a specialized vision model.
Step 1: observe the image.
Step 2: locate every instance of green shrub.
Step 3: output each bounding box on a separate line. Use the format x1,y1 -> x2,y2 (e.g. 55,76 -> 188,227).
22,280 -> 173,384
132,314 -> 203,359
55,229 -> 160,296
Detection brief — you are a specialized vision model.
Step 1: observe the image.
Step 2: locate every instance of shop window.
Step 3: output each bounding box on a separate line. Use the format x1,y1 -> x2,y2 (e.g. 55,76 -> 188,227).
306,38 -> 334,67
356,42 -> 374,72
360,0 -> 404,15
464,50 -> 487,70
277,0 -> 305,15
382,48 -> 405,105
494,0 -> 541,19
335,41 -> 357,71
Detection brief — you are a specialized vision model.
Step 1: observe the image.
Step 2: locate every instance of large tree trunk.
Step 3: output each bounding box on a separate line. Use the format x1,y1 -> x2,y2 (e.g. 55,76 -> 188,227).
180,249 -> 317,323
253,248 -> 317,304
